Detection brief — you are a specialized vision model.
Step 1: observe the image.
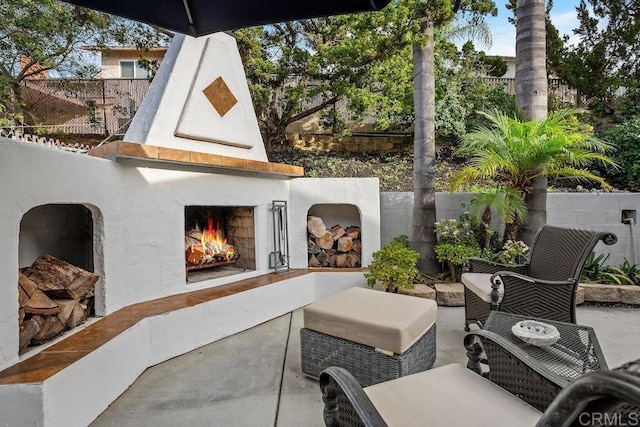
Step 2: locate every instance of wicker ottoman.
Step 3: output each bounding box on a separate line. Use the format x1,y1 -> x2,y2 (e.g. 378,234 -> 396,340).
300,287 -> 437,387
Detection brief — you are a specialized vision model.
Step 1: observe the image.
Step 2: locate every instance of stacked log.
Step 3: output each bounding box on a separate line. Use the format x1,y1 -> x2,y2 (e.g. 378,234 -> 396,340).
18,255 -> 97,354
307,216 -> 361,268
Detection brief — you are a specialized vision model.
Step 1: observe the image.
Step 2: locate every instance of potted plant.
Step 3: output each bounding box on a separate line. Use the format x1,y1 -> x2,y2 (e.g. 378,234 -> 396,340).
365,236 -> 421,293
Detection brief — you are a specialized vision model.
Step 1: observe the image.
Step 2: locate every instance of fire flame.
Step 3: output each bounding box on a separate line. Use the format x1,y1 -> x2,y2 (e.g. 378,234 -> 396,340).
199,217 -> 235,260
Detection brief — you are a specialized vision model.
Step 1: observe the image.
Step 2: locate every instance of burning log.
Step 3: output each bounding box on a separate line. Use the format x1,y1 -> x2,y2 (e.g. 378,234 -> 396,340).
185,217 -> 238,272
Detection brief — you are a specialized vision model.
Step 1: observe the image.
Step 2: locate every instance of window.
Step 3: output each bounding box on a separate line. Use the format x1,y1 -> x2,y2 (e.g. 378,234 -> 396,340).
120,60 -> 149,78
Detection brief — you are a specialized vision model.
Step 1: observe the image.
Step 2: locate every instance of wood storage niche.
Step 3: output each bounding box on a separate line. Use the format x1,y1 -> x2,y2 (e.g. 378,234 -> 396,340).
307,204 -> 361,268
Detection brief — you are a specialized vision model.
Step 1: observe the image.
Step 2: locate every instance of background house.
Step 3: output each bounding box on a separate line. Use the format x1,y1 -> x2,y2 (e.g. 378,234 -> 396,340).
93,46 -> 167,79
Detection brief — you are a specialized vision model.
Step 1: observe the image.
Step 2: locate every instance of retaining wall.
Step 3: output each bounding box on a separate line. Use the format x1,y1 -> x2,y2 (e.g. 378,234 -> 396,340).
380,192 -> 640,266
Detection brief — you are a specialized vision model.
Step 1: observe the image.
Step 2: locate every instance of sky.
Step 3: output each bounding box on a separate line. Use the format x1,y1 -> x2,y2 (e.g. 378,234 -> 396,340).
479,0 -> 583,57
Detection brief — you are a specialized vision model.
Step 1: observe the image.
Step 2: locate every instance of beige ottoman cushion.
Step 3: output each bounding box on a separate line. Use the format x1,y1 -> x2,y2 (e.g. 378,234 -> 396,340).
303,287 -> 437,355
462,272 -> 503,304
364,364 -> 541,427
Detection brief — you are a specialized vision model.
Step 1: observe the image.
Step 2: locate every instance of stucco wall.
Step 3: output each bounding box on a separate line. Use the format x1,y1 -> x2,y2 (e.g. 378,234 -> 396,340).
381,192 -> 640,266
0,140 -> 380,371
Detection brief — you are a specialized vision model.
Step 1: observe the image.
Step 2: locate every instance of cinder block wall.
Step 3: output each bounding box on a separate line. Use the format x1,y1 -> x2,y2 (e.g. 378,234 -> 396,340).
380,192 -> 640,266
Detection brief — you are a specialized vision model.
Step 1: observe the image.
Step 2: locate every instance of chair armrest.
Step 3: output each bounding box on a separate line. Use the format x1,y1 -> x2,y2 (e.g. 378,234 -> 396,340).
488,272 -> 579,322
489,271 -> 577,288
468,257 -> 528,275
536,370 -> 640,426
319,367 -> 388,427
464,330 -> 571,411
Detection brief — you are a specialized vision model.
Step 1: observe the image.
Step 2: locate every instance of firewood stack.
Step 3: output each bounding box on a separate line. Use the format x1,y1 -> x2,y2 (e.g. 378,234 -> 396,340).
18,255 -> 98,354
307,216 -> 361,268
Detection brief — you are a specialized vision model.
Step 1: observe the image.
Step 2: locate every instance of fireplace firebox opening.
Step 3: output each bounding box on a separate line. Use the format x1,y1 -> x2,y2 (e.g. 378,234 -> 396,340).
307,204 -> 361,268
185,205 -> 256,283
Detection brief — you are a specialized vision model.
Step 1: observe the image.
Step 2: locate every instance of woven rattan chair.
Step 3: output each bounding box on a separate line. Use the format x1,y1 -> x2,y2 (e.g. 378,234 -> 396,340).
463,321 -> 608,411
462,225 -> 617,331
319,359 -> 640,427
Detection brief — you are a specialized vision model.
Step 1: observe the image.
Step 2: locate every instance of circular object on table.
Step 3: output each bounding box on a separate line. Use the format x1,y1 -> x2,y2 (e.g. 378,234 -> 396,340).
511,320 -> 560,347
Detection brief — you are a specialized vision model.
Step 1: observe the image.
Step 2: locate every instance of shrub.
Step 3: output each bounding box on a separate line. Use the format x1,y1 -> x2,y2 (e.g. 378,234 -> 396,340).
495,240 -> 529,265
597,115 -> 640,190
364,240 -> 421,293
434,216 -> 482,281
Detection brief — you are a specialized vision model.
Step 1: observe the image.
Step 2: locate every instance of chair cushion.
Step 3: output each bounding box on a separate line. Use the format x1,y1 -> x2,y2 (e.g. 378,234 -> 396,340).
462,272 -> 503,304
364,364 -> 542,427
303,287 -> 437,355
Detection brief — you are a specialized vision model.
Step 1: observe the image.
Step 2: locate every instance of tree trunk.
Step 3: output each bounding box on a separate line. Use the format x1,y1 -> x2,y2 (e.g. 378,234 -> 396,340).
503,218 -> 521,243
515,0 -> 548,246
480,206 -> 492,250
411,20 -> 440,277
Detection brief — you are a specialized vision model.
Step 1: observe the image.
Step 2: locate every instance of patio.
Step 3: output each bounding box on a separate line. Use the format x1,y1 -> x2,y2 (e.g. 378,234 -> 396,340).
91,303 -> 640,426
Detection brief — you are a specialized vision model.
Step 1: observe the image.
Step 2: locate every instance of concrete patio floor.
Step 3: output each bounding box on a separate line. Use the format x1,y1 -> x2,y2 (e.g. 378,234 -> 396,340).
91,304 -> 640,426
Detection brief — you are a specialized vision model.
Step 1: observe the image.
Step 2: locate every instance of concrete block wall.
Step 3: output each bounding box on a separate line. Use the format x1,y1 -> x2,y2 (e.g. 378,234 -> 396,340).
381,192 -> 640,266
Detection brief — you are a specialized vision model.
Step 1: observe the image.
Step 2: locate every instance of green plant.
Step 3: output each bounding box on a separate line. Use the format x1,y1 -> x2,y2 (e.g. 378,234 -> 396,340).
580,252 -> 635,285
451,109 -> 618,239
495,240 -> 529,265
617,259 -> 640,286
597,115 -> 640,191
468,187 -> 528,247
364,240 -> 421,293
434,216 -> 482,281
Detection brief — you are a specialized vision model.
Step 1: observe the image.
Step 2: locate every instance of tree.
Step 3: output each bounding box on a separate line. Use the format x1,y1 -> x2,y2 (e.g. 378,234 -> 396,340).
235,8 -> 414,152
513,0 -> 548,245
468,187 -> 527,248
451,109 -> 617,238
235,2 -> 497,276
0,0 -> 168,127
553,0 -> 640,120
236,2 -> 505,156
411,0 -> 496,276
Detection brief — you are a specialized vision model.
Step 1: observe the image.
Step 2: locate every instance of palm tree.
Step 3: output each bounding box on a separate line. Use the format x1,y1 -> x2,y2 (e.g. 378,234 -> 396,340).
411,0 -> 495,276
515,0 -> 548,244
469,187 -> 528,247
412,16 -> 440,276
451,109 -> 617,238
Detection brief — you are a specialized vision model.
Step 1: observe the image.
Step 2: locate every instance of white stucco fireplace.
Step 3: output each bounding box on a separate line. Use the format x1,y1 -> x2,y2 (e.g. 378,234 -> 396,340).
0,31 -> 380,426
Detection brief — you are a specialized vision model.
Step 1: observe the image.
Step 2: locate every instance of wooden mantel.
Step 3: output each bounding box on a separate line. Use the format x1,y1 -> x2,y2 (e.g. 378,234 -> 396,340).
88,141 -> 304,177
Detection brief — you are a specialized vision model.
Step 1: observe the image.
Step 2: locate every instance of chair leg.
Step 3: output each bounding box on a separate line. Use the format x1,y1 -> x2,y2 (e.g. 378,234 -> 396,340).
464,286 -> 491,330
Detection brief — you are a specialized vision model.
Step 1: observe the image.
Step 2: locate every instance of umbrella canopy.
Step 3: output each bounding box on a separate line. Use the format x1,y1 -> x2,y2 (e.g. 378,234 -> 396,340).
62,0 -> 392,37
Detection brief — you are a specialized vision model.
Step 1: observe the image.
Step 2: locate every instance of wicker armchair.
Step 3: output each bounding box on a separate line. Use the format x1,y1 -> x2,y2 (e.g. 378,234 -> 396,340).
462,225 -> 617,331
463,323 -> 608,411
319,359 -> 640,427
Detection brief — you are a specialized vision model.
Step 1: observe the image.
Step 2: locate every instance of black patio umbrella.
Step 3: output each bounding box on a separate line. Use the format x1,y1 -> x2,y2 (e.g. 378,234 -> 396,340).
63,0 -> 392,37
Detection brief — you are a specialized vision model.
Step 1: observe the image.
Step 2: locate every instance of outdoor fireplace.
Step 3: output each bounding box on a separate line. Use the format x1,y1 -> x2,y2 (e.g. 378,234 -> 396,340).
185,205 -> 256,283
